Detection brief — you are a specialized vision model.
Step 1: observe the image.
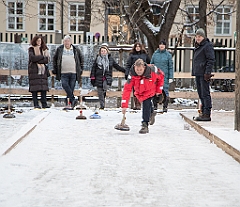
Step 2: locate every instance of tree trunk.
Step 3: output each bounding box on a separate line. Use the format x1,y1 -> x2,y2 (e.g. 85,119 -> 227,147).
125,0 -> 181,56
198,0 -> 207,35
235,0 -> 240,131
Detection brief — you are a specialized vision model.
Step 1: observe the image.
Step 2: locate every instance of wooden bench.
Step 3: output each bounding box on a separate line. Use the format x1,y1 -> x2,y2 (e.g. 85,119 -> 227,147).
0,69 -> 235,100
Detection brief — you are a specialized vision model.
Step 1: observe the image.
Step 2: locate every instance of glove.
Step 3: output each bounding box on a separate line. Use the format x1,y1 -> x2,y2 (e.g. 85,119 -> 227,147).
155,94 -> 163,104
169,79 -> 173,83
204,74 -> 214,82
90,77 -> 95,86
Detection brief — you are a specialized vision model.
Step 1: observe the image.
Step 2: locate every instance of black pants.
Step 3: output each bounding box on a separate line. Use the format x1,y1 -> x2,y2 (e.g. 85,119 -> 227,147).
142,97 -> 154,125
32,91 -> 47,107
195,76 -> 212,115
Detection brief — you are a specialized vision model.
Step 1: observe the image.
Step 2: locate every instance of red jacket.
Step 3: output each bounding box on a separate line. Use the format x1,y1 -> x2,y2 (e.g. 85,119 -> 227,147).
121,64 -> 164,108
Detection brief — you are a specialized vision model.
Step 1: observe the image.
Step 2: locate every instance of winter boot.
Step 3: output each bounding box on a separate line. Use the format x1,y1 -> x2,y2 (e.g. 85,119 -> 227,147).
149,111 -> 157,125
152,96 -> 158,110
163,97 -> 169,113
194,114 -> 211,121
139,122 -> 149,134
133,97 -> 141,110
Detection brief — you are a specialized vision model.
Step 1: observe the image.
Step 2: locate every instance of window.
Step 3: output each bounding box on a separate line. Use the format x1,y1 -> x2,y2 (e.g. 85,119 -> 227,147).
215,7 -> 232,35
7,1 -> 24,30
69,3 -> 85,32
185,6 -> 199,34
38,2 -> 55,31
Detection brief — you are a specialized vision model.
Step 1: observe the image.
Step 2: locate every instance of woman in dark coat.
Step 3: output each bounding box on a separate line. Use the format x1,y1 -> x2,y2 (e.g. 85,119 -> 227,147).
90,45 -> 125,109
125,42 -> 150,110
28,35 -> 50,109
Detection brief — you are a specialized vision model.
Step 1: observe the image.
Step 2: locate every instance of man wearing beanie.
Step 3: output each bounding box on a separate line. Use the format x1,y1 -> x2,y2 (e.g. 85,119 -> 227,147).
151,40 -> 173,112
192,28 -> 215,121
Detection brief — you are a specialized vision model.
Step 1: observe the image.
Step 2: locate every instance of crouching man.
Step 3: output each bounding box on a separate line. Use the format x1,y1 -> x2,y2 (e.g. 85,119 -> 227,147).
121,59 -> 164,134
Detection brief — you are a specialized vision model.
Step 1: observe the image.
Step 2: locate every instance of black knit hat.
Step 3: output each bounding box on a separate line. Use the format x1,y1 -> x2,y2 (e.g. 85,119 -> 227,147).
159,40 -> 166,45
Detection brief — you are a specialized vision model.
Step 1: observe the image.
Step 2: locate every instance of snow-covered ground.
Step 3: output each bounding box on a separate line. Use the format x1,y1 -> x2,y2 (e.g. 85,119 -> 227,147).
0,108 -> 240,207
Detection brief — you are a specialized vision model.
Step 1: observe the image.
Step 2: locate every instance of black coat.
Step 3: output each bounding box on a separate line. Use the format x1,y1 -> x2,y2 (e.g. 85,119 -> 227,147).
28,47 -> 49,92
192,38 -> 215,76
125,51 -> 150,77
52,44 -> 84,82
90,54 -> 125,88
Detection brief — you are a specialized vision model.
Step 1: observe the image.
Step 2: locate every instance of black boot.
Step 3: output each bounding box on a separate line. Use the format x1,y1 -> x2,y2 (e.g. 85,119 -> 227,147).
152,96 -> 158,110
163,97 -> 169,113
139,122 -> 149,134
194,114 -> 211,121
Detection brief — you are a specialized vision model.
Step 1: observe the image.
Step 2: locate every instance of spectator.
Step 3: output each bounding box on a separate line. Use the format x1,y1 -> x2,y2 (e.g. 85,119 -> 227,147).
151,40 -> 173,112
52,35 -> 84,108
121,59 -> 164,134
28,35 -> 50,109
192,28 -> 215,121
125,42 -> 150,110
90,44 -> 125,109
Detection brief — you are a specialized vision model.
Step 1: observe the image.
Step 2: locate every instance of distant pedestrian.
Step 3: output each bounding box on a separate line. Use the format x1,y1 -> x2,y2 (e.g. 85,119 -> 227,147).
28,35 -> 50,109
125,42 -> 150,110
52,35 -> 84,108
90,44 -> 125,109
151,40 -> 173,112
192,28 -> 215,121
121,59 -> 164,134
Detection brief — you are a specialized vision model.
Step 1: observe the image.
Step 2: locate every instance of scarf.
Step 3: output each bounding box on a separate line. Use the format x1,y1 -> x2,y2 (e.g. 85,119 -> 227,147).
96,54 -> 109,74
33,46 -> 50,75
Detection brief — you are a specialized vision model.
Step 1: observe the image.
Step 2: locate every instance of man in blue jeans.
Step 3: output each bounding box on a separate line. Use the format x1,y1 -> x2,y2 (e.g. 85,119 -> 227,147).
53,35 -> 84,107
192,28 -> 215,121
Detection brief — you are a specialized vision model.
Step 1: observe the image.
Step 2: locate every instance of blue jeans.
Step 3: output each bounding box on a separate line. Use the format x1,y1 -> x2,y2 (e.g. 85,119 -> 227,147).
142,97 -> 154,125
195,76 -> 212,115
61,73 -> 76,104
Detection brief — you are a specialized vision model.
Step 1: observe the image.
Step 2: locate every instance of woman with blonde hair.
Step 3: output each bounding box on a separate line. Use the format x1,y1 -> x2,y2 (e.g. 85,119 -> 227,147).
90,44 -> 125,109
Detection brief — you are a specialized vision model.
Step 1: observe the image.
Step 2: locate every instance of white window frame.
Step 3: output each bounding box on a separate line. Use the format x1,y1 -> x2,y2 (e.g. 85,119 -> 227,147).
68,2 -> 85,33
6,0 -> 25,31
38,1 -> 56,32
185,6 -> 199,35
214,6 -> 232,36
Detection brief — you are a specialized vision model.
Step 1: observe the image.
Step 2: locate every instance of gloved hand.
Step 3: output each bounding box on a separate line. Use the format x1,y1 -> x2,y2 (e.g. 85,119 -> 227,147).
169,79 -> 173,83
155,94 -> 163,104
204,74 -> 214,82
90,77 -> 95,86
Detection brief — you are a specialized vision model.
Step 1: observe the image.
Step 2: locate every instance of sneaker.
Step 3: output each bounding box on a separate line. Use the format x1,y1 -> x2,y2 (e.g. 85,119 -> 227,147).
149,111 -> 157,125
34,106 -> 41,109
139,122 -> 149,134
42,105 -> 50,109
194,114 -> 211,121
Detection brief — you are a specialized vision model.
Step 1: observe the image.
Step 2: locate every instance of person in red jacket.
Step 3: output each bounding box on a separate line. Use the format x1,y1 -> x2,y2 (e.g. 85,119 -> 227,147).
121,59 -> 164,134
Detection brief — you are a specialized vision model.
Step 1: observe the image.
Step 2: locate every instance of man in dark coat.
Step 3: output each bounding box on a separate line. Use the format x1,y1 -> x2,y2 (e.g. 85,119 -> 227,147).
192,28 -> 215,121
52,35 -> 84,107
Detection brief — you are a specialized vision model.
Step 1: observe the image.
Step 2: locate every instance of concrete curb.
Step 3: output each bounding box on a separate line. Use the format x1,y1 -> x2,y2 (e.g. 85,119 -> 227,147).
2,111 -> 51,156
180,113 -> 240,163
